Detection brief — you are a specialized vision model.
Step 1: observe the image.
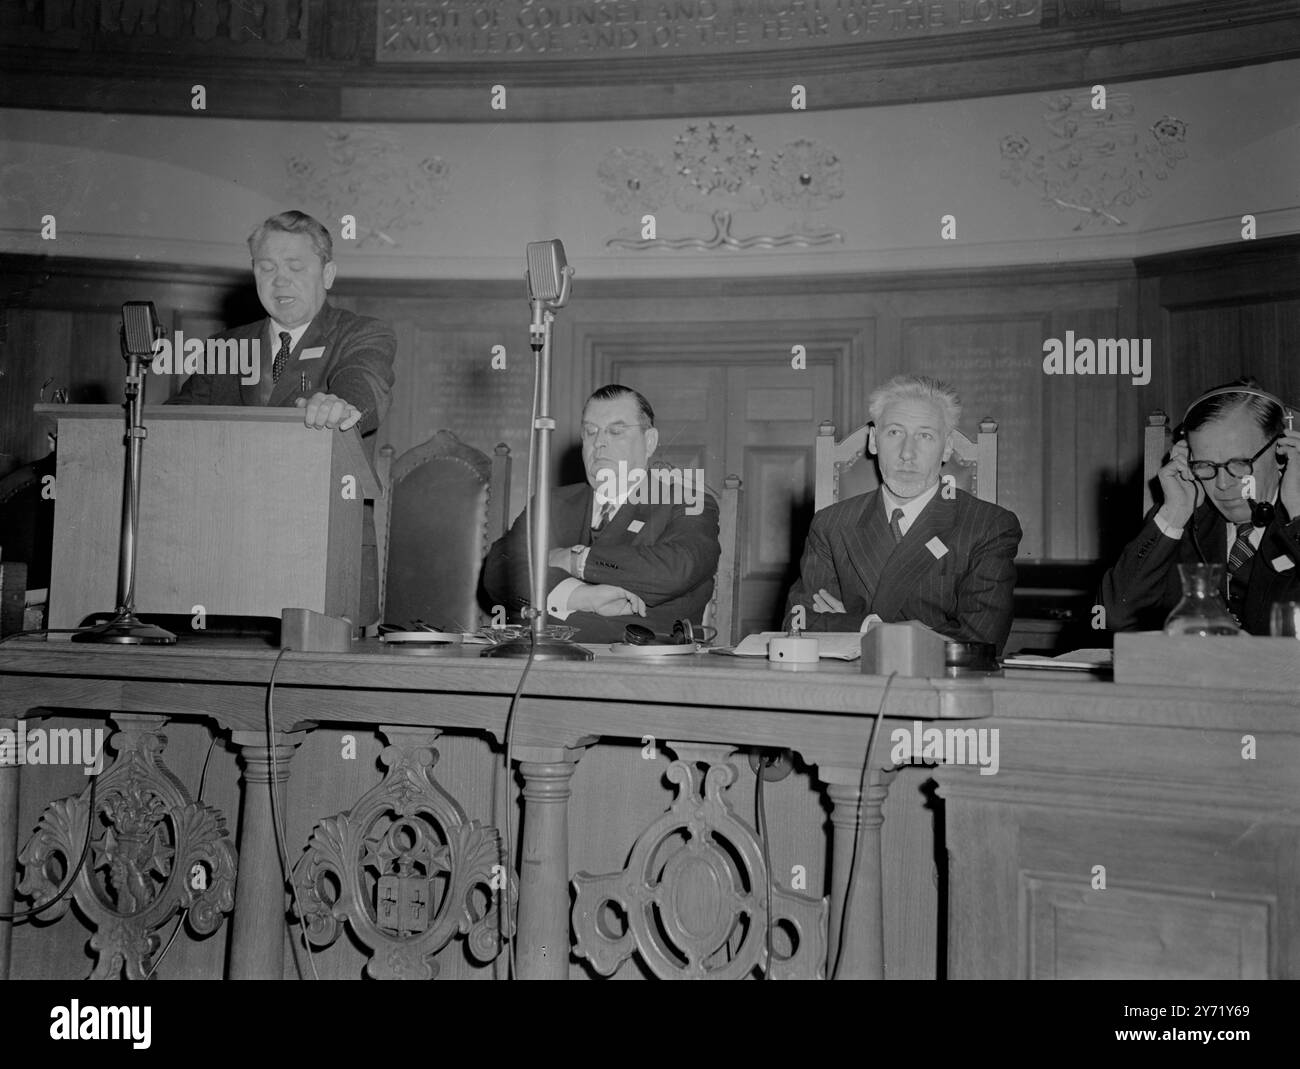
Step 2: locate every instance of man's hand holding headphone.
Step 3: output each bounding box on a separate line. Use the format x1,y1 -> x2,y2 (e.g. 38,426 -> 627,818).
1156,439 -> 1201,531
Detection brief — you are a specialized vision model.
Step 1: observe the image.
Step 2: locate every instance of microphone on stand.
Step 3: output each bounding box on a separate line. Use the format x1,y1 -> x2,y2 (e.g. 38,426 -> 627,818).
526,239 -> 574,345
72,301 -> 176,645
484,241 -> 591,661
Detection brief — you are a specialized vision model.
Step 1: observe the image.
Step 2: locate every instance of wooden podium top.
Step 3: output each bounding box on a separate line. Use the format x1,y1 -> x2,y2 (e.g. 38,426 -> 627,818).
35,404 -> 379,492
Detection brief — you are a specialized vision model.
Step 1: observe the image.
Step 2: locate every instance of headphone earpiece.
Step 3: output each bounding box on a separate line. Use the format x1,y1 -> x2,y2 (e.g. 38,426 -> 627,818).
1249,498 -> 1275,528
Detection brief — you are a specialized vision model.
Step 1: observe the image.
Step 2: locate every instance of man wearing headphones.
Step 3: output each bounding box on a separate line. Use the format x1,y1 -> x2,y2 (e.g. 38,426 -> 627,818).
1102,377 -> 1300,635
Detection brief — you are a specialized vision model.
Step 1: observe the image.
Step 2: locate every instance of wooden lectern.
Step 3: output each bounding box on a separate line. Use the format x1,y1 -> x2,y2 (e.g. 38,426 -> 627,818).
38,406 -> 380,631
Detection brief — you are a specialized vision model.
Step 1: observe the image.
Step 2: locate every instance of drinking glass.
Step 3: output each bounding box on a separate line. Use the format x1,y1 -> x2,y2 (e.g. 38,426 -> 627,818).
1269,598 -> 1300,638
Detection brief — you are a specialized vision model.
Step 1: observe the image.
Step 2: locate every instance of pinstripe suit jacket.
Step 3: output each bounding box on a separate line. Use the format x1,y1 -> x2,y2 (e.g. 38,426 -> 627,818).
782,487 -> 1023,653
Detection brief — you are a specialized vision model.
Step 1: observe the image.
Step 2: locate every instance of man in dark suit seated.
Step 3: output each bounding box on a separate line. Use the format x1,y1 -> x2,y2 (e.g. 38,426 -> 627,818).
167,210 -> 397,622
167,209 -> 395,436
482,385 -> 721,643
1102,377 -> 1300,635
782,374 -> 1023,653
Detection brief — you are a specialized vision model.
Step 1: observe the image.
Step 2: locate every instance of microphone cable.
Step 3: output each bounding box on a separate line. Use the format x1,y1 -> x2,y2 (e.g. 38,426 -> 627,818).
265,646 -> 320,980
754,758 -> 774,979
142,733 -> 218,979
830,670 -> 897,981
0,766 -> 97,923
496,325 -> 547,980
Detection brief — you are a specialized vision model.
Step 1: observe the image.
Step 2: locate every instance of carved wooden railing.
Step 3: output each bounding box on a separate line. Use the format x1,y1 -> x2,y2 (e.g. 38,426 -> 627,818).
0,646 -> 989,980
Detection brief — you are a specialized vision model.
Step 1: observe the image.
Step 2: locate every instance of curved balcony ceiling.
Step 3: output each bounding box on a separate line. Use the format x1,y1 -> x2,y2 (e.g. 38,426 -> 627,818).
0,0 -> 1296,121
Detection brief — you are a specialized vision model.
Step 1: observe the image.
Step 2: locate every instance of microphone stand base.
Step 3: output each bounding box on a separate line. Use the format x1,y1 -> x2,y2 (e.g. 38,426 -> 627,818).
481,637 -> 593,661
71,611 -> 176,645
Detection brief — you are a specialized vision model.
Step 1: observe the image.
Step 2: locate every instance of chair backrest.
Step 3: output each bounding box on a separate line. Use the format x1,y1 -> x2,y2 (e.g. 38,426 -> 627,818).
1143,410 -> 1171,518
701,474 -> 743,647
0,451 -> 57,592
814,417 -> 999,512
374,431 -> 511,631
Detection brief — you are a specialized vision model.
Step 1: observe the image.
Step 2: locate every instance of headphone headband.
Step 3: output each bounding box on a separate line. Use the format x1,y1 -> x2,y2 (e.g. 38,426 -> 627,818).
1181,385 -> 1290,428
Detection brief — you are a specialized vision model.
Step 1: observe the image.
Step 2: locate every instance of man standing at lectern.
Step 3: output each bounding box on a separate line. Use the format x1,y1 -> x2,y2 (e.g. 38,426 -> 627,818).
168,210 -> 397,622
782,374 -> 1022,653
482,385 -> 721,643
168,210 -> 395,436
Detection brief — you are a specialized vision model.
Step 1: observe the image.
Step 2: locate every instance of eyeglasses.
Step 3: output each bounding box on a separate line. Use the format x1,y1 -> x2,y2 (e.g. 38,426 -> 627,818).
1188,435 -> 1280,481
580,421 -> 646,442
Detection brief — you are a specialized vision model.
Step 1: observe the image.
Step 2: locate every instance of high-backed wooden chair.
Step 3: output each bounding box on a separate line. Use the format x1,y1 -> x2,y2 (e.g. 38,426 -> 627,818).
373,432 -> 511,632
0,452 -> 57,634
814,417 -> 1000,512
1143,410 -> 1172,518
702,474 -> 743,647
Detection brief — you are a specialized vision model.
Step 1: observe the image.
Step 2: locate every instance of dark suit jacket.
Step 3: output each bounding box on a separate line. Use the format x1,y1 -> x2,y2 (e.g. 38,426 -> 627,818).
166,301 -> 396,437
481,482 -> 721,643
782,488 -> 1022,653
1101,502 -> 1300,635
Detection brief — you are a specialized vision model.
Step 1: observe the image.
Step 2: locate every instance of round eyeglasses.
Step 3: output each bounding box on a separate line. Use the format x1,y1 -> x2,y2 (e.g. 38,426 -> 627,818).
1188,434 -> 1280,481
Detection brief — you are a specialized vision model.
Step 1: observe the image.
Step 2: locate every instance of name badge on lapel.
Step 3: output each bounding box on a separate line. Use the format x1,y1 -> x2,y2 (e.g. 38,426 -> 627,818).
299,346 -> 325,361
926,537 -> 949,560
627,520 -> 645,534
1270,554 -> 1296,573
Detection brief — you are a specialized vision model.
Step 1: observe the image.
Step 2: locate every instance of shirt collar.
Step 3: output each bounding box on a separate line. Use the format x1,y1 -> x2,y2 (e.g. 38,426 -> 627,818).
593,468 -> 647,518
269,319 -> 312,351
880,480 -> 941,528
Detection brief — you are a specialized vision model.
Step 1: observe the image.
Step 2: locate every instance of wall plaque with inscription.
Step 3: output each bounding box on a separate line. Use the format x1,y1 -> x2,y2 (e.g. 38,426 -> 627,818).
377,0 -> 1043,62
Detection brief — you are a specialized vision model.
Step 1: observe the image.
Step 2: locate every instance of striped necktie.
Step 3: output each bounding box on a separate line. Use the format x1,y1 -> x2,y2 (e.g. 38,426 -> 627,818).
889,508 -> 905,544
1228,522 -> 1255,576
1226,521 -> 1255,618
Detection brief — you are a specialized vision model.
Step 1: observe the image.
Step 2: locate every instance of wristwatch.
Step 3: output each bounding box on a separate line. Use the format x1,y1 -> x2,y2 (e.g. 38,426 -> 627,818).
569,545 -> 588,579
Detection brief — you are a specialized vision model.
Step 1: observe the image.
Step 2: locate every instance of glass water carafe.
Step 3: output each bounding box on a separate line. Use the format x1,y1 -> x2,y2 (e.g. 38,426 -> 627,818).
1163,563 -> 1241,636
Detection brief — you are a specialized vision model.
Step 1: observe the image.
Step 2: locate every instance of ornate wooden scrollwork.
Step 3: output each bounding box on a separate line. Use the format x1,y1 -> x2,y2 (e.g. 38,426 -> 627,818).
17,718 -> 237,980
291,734 -> 514,979
573,753 -> 827,979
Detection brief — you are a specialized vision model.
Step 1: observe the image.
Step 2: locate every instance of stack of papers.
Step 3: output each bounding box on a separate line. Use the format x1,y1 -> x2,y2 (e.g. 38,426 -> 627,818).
1002,649 -> 1113,671
730,632 -> 864,661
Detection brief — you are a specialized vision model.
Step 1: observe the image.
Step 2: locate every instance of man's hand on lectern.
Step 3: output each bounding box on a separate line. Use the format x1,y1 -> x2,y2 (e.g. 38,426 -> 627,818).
297,392 -> 362,431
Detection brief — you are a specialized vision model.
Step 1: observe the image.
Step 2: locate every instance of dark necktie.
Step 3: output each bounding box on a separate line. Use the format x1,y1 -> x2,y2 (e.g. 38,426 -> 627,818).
1226,522 -> 1255,616
272,331 -> 291,383
592,501 -> 616,535
889,508 -> 905,544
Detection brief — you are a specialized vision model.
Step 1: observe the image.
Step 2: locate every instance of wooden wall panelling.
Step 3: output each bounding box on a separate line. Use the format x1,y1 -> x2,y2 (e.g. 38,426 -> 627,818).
1045,305 -> 1130,564
901,313 -> 1051,559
